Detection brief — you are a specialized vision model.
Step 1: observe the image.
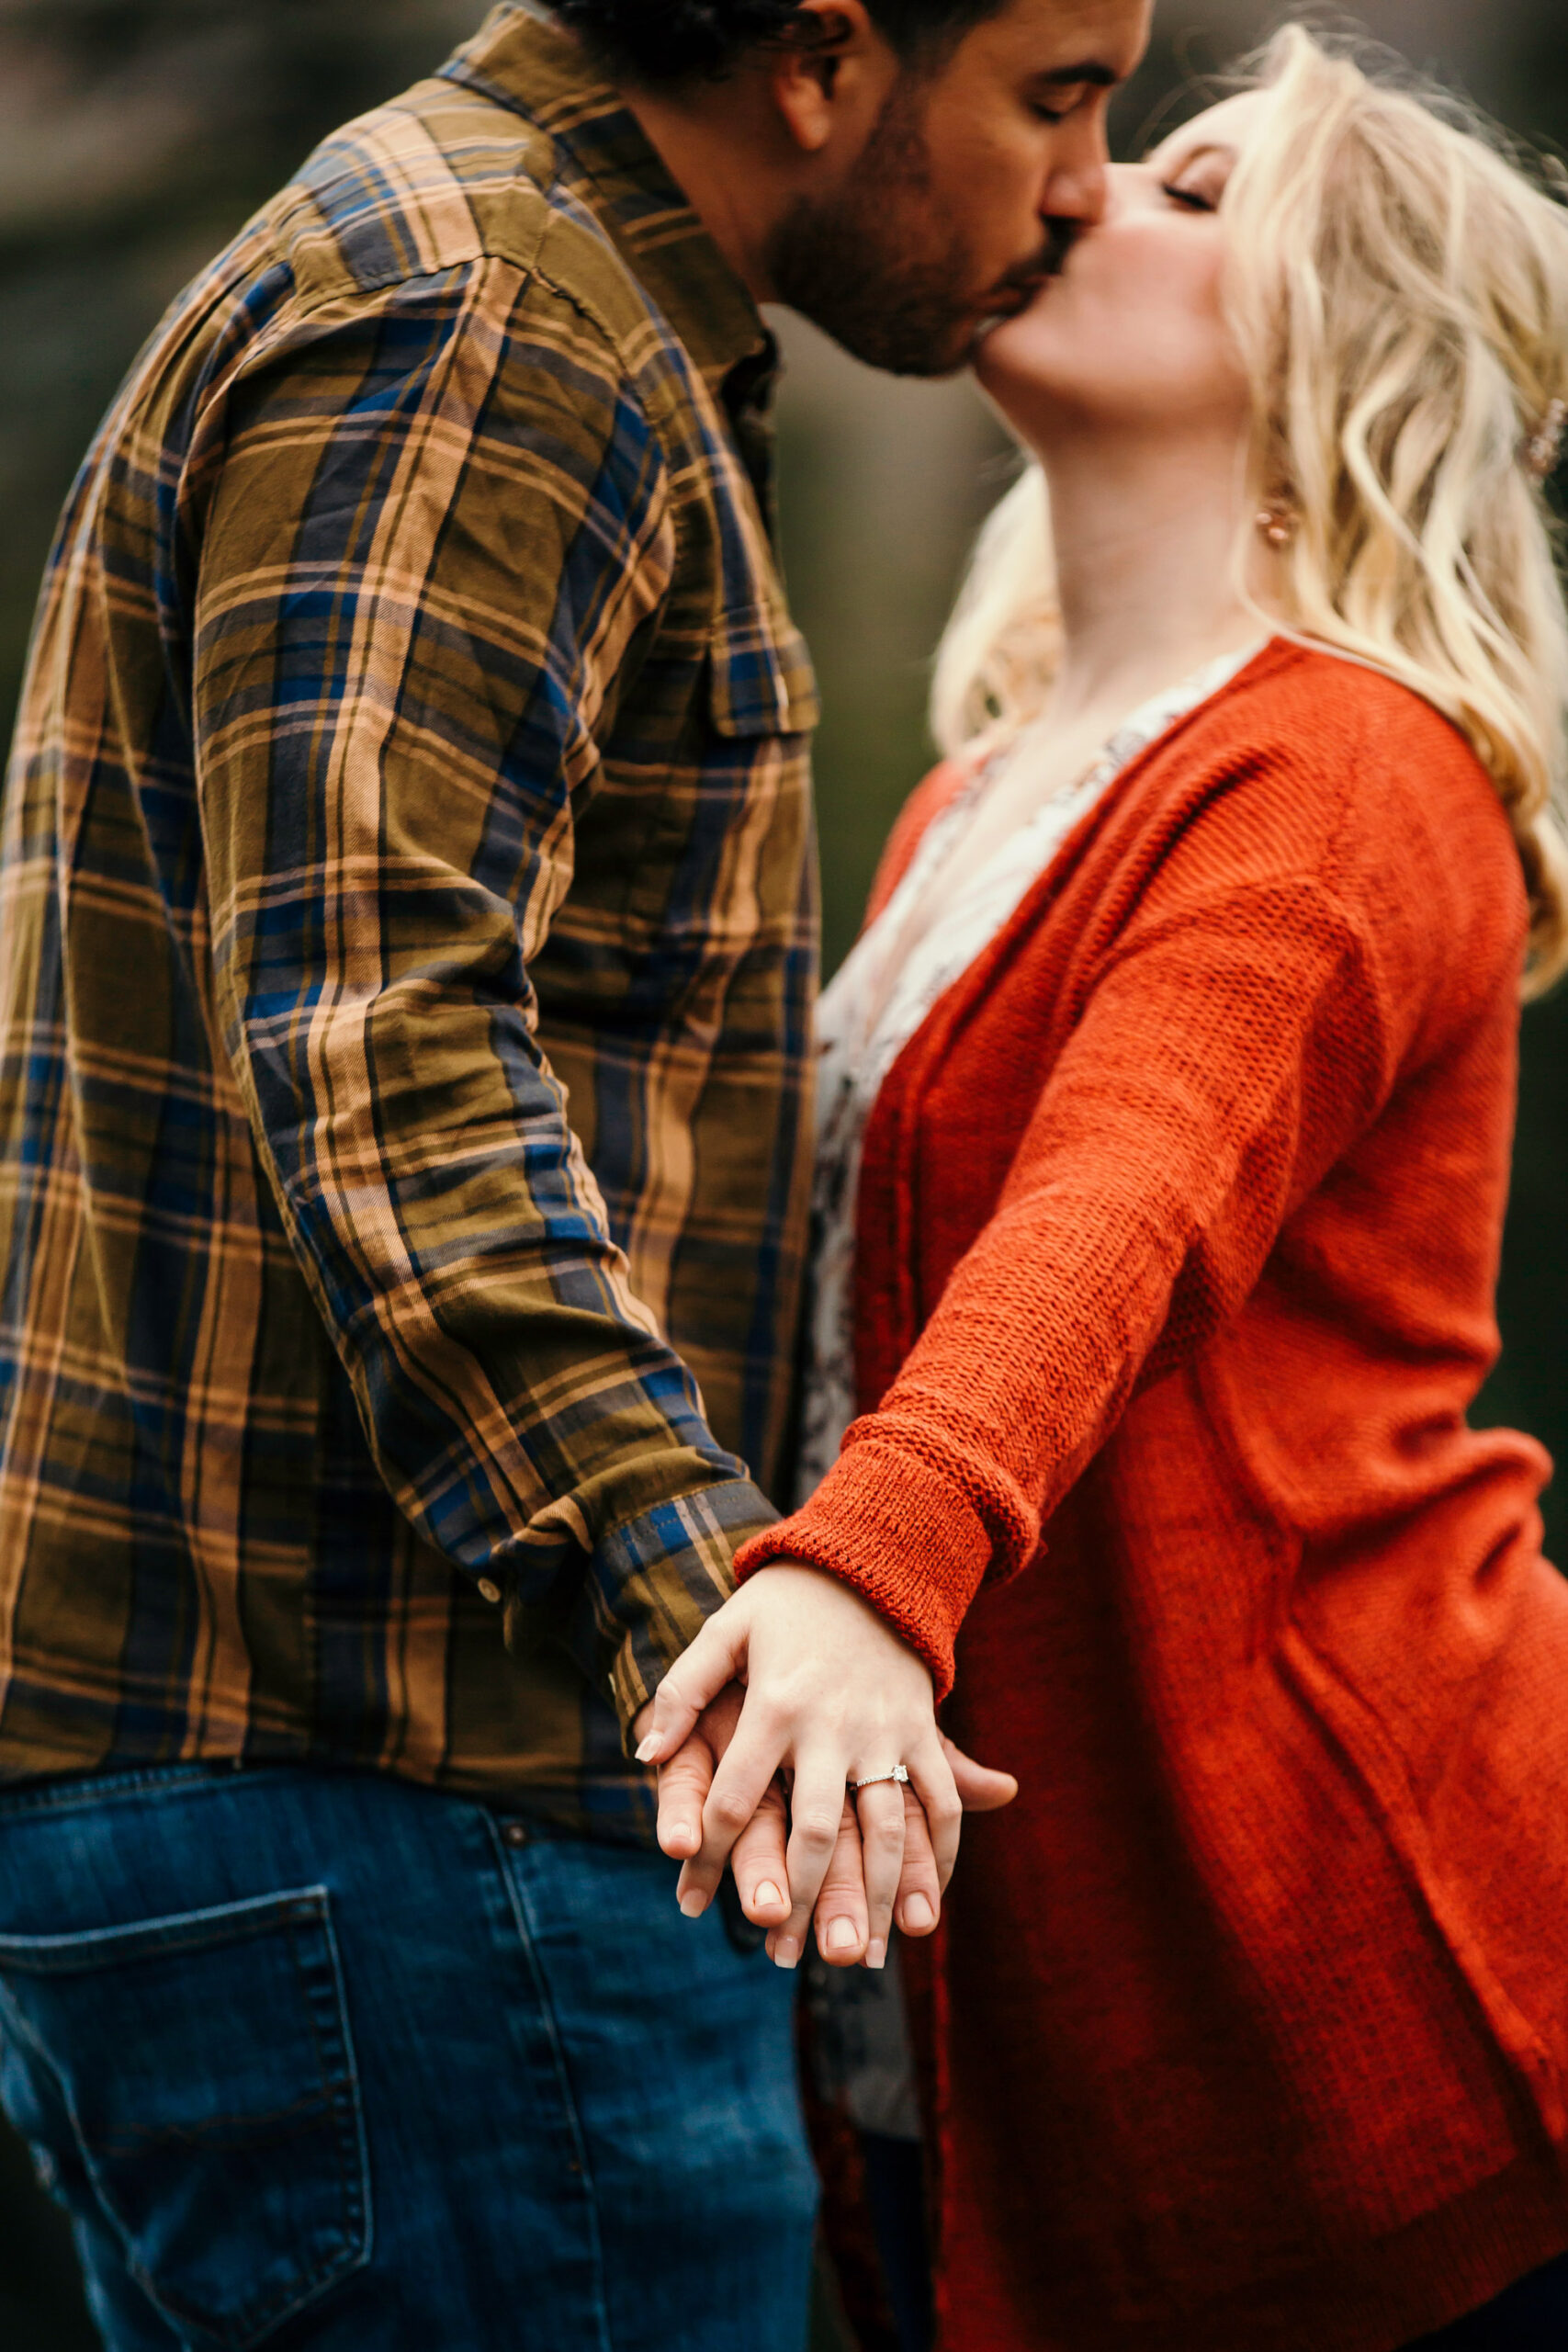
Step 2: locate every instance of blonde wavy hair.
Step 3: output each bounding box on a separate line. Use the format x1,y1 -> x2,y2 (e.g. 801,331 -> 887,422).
931,23 -> 1568,994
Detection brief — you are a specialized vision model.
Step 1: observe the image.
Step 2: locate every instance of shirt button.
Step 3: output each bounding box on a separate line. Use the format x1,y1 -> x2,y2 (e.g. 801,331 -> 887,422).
478,1578 -> 502,1605
503,1823 -> 529,1849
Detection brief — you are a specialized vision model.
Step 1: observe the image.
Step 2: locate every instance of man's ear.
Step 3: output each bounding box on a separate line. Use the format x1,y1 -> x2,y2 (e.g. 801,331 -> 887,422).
767,0 -> 899,157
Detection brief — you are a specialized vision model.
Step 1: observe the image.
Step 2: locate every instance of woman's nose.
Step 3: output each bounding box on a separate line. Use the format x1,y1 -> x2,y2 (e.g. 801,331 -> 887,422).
1100,161 -> 1165,216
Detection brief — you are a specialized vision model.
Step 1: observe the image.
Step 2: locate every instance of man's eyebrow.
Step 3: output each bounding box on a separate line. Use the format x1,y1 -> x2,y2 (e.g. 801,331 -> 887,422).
1034,61 -> 1122,89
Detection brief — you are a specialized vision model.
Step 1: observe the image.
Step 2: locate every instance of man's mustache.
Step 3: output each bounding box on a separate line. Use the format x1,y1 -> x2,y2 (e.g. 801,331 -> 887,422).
1042,217 -> 1082,276
991,220 -> 1081,306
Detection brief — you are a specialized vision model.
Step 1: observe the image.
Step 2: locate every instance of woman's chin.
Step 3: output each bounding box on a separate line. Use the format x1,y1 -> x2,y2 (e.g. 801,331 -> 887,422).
972,312 -> 1021,383
972,314 -> 1058,411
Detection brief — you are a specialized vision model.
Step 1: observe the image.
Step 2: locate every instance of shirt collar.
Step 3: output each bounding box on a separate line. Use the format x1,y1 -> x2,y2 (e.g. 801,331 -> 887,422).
438,5 -> 774,402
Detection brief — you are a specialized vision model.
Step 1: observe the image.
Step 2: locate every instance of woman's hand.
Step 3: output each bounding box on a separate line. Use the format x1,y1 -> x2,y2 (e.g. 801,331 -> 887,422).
634,1562 -> 1002,1968
795,1733 -> 1018,1968
649,1690 -> 1019,1966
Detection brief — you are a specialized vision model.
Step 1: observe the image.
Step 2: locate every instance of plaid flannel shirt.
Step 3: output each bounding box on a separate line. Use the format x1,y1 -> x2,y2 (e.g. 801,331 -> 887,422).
0,5 -> 819,1830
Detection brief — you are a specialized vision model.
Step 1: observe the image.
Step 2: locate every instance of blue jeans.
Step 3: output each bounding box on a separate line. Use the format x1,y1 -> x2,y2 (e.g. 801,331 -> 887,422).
0,1763 -> 817,2351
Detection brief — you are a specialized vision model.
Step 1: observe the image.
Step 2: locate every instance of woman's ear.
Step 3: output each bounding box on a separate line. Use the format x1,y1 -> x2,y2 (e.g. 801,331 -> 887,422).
767,0 -> 899,156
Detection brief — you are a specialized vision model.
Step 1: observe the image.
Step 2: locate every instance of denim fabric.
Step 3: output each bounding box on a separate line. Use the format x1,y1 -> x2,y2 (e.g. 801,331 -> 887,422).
0,1764 -> 817,2351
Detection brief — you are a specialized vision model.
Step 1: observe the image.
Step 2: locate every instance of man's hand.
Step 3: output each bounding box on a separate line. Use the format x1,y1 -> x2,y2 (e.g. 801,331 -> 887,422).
649,1682 -> 793,1938
632,1562 -> 1016,1969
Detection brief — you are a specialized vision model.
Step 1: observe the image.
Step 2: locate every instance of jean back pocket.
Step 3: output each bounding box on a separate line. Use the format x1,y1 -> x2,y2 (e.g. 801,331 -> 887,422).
0,1885 -> 370,2349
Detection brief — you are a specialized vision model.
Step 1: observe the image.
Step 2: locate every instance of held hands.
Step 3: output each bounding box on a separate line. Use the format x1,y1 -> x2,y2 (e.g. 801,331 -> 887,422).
633,1562 -> 1017,1970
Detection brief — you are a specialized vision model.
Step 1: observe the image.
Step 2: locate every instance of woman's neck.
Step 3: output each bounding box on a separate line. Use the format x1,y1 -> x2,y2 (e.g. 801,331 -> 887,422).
1037,424 -> 1271,729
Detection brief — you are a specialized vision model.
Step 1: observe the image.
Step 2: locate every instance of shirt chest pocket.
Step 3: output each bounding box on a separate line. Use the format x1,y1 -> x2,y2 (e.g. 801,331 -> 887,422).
600,599 -> 818,954
685,603 -> 819,957
706,602 -> 820,741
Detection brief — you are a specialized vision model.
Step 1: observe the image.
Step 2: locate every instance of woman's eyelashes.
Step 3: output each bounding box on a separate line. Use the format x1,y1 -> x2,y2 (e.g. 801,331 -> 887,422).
1161,181 -> 1220,213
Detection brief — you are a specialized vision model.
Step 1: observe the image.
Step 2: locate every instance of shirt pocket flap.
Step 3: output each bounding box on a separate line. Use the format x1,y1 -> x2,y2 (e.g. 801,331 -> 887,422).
708,605 -> 820,738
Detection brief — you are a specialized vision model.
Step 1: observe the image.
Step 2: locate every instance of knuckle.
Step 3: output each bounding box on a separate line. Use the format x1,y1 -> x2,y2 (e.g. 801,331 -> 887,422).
790,1808 -> 841,1850
708,1788 -> 754,1835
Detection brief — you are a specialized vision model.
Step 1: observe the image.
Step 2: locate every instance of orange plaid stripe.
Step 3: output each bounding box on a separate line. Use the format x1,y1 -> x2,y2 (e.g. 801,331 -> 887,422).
0,6 -> 819,1827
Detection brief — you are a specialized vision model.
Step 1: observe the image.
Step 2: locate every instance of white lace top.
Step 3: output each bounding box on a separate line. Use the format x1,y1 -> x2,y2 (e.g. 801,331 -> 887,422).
795,644 -> 1264,1513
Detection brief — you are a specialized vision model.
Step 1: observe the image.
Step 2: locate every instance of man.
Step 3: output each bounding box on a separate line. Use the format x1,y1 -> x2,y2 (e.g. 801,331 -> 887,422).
0,2 -> 1149,2343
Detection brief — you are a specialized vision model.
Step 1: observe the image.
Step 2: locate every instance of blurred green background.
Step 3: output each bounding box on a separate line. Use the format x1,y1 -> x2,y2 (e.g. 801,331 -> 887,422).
1,5 -> 1564,2345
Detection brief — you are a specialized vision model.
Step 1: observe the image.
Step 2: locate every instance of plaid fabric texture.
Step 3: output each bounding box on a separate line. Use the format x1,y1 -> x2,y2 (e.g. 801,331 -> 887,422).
0,5 -> 819,1827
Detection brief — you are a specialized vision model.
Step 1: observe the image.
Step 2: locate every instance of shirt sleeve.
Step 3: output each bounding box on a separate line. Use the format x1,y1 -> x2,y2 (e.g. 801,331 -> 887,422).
736,759 -> 1429,1695
192,256 -> 776,1730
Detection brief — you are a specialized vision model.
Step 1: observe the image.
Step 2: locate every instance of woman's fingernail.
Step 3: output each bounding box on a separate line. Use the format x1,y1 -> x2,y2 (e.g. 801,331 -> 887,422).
635,1735 -> 661,1765
826,1916 -> 859,1955
773,1934 -> 803,1970
678,1890 -> 708,1919
866,1938 -> 887,1972
754,1881 -> 784,1911
902,1893 -> 935,1932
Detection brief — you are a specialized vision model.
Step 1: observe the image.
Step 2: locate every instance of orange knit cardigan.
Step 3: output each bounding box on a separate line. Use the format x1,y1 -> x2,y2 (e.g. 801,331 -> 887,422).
736,642 -> 1568,2351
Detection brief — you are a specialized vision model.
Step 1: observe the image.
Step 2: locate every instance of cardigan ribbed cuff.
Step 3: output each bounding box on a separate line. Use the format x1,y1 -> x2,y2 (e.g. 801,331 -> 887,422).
732,1435 -> 998,1697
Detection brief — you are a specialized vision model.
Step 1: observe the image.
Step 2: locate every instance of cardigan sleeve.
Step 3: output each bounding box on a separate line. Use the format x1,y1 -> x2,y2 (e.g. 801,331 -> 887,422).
735,829 -> 1432,1693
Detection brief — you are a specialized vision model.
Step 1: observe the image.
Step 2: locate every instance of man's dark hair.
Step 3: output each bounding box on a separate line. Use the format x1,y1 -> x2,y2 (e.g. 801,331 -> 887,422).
549,2 -> 1010,88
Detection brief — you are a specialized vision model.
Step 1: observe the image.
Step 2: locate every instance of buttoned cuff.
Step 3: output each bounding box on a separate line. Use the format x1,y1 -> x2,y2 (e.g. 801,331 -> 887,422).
587,1478 -> 782,1751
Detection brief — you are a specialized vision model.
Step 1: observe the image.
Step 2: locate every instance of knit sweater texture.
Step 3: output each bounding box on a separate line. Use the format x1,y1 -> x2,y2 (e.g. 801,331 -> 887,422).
736,641 -> 1568,2351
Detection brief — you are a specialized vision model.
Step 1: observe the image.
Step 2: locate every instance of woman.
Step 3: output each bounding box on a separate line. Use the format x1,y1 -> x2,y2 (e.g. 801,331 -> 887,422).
739,27 -> 1568,2352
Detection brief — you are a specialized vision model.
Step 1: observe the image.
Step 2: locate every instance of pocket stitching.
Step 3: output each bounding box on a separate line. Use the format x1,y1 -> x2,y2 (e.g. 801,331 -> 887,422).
0,1886 -> 330,1972
95,2083 -> 342,2157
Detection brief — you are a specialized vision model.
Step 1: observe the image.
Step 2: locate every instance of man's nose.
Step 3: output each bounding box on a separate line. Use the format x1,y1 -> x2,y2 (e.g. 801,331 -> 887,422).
1041,122 -> 1111,227
1043,156 -> 1110,225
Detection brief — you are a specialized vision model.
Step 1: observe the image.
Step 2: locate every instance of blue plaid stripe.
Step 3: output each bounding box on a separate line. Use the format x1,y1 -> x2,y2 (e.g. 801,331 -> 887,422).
0,6 -> 818,1823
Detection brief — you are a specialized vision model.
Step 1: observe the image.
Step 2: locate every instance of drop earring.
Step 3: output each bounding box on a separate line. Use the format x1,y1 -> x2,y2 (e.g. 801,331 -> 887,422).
1524,397 -> 1567,485
1257,502 -> 1297,550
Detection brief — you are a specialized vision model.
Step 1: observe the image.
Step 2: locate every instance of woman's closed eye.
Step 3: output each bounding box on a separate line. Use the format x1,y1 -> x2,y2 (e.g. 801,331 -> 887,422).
1162,182 -> 1218,212
1151,142 -> 1237,213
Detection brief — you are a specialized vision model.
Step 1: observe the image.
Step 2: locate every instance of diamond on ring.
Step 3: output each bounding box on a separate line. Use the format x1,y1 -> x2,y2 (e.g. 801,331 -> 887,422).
850,1764 -> 909,1792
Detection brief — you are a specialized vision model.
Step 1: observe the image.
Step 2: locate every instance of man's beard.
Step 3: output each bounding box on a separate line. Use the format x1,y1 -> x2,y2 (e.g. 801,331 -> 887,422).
766,79 -> 1037,379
